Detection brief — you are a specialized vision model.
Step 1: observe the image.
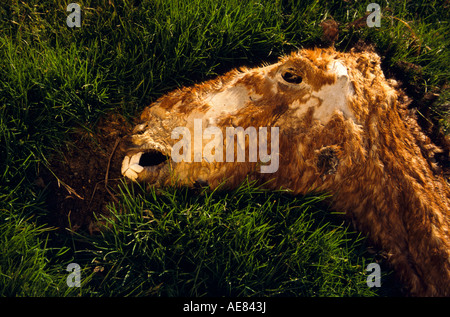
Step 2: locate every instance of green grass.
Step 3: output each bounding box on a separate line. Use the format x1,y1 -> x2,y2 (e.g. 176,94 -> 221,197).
0,0 -> 448,297
76,181 -> 377,297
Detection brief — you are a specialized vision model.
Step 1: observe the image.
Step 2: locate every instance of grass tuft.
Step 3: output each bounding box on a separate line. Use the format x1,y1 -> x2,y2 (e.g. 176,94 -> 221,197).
77,180 -> 379,297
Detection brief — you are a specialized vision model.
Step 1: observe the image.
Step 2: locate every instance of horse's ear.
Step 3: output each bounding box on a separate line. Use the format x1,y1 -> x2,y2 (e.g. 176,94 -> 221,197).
328,60 -> 348,79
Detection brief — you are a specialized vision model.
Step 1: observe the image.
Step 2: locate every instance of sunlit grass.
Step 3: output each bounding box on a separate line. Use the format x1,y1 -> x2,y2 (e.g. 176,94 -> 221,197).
77,180 -> 378,297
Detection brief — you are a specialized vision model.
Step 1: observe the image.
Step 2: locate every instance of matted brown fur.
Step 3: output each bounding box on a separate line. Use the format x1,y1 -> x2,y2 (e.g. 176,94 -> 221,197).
121,47 -> 450,296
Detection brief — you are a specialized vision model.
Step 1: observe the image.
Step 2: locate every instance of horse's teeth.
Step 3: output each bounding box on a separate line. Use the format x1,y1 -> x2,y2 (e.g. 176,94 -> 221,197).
125,168 -> 138,181
130,164 -> 144,173
121,156 -> 131,175
130,152 -> 143,165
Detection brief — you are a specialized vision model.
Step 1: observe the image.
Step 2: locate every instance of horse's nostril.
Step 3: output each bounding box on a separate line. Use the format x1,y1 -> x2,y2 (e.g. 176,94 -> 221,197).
133,123 -> 148,134
139,150 -> 168,167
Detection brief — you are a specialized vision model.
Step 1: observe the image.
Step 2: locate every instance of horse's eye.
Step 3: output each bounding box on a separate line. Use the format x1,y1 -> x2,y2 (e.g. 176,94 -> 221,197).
281,69 -> 303,84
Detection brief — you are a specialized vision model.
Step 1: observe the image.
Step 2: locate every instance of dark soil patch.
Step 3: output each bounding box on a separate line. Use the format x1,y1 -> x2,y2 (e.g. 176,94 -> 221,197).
41,114 -> 132,233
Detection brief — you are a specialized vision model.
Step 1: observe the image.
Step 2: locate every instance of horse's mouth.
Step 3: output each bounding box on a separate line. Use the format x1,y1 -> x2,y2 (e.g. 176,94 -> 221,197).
121,148 -> 170,182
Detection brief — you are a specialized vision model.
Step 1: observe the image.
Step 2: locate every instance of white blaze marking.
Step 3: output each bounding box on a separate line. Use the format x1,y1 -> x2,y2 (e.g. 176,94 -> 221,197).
292,60 -> 355,122
204,85 -> 250,124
